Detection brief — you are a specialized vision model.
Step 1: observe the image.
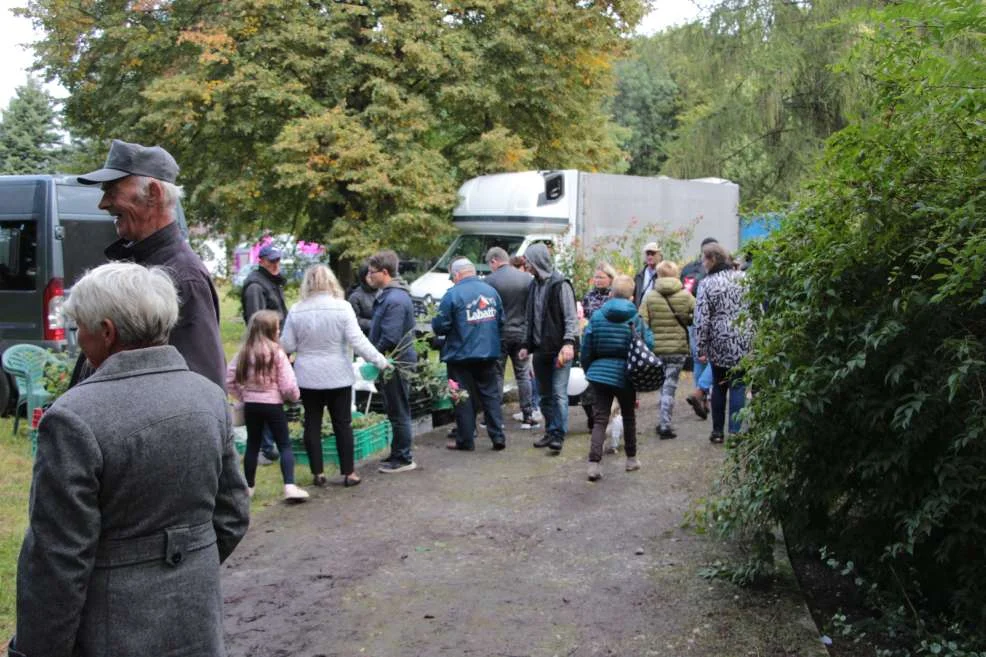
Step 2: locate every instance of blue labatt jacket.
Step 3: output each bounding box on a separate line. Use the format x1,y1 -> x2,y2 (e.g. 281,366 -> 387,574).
580,298 -> 654,389
432,276 -> 503,362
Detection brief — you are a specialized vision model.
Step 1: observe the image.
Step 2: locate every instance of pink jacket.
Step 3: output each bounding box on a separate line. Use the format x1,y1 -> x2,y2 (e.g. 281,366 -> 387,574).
226,348 -> 300,405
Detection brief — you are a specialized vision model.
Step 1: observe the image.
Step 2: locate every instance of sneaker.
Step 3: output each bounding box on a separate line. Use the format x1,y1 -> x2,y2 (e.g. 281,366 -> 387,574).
657,427 -> 677,440
379,460 -> 417,474
587,462 -> 602,481
512,411 -> 525,421
284,484 -> 310,502
709,431 -> 724,444
532,409 -> 543,422
247,486 -> 255,498
258,452 -> 278,466
625,457 -> 641,472
533,435 -> 553,448
379,455 -> 395,464
313,474 -> 329,487
492,442 -> 506,451
547,439 -> 563,454
520,415 -> 541,430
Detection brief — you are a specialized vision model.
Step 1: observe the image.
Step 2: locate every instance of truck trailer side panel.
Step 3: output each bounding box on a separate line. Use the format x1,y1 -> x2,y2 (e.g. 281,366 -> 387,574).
578,173 -> 740,257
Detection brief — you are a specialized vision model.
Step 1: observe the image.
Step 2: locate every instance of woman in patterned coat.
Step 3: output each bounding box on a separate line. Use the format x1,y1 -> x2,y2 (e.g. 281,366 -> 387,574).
695,242 -> 753,443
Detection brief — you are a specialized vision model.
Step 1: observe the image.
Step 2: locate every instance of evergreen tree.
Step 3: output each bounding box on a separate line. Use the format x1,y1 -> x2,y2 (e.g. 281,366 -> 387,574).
0,77 -> 61,174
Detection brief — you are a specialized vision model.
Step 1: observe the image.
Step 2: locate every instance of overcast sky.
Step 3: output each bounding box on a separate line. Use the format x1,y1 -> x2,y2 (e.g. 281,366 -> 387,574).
0,0 -> 703,111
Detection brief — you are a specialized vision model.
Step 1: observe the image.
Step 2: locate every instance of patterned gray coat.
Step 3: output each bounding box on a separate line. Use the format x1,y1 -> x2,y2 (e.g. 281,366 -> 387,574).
9,346 -> 250,657
695,268 -> 754,368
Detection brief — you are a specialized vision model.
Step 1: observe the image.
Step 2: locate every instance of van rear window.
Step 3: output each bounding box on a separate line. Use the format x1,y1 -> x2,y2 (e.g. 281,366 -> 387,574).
0,221 -> 38,291
56,184 -> 107,216
0,180 -> 42,291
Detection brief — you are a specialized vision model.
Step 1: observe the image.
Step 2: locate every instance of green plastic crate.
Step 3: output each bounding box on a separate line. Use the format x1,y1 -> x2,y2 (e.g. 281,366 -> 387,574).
291,418 -> 392,467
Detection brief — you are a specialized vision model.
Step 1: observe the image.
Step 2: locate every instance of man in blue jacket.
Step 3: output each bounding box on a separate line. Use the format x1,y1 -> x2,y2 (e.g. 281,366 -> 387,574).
432,257 -> 506,451
368,250 -> 419,473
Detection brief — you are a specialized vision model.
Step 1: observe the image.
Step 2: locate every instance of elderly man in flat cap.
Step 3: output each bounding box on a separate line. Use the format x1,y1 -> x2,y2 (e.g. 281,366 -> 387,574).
72,139 -> 226,389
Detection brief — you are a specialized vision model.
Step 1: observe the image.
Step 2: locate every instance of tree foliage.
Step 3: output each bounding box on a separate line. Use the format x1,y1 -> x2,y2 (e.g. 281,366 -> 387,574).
0,77 -> 61,174
712,0 -> 986,641
21,0 -> 645,258
639,0 -> 875,209
610,37 -> 678,176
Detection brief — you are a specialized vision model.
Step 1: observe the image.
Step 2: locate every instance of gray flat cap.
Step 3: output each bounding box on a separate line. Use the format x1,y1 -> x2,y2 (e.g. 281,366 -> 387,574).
78,139 -> 179,185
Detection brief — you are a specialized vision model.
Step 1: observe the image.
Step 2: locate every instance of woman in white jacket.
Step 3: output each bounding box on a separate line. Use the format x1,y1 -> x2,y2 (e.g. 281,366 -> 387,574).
282,265 -> 391,487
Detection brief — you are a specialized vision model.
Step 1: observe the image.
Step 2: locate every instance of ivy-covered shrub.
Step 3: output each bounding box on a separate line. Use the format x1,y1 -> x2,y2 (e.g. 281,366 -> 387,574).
709,0 -> 986,642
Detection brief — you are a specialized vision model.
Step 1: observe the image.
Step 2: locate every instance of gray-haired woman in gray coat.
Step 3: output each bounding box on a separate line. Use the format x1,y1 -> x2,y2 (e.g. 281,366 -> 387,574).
8,262 -> 250,657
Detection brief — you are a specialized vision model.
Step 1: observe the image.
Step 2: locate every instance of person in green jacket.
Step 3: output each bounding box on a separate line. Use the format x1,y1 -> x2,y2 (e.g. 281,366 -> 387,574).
640,261 -> 696,439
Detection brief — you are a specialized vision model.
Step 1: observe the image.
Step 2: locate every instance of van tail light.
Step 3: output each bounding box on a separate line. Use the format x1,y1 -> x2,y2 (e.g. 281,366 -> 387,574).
44,277 -> 65,341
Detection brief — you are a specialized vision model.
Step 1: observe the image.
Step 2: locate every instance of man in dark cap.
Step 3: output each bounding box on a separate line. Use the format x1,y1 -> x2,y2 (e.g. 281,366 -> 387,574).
242,244 -> 288,327
74,139 -> 225,389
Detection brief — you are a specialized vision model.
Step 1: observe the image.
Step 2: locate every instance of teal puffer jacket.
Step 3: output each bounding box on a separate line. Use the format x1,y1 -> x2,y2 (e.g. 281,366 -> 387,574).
580,298 -> 654,389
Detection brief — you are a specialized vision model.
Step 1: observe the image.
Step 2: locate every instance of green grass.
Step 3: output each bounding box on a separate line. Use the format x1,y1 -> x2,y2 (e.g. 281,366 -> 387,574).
0,417 -> 35,638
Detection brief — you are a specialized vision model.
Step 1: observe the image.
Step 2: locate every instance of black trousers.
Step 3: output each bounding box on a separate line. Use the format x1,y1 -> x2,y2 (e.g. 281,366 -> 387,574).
301,387 -> 354,476
589,383 -> 637,462
244,402 -> 294,487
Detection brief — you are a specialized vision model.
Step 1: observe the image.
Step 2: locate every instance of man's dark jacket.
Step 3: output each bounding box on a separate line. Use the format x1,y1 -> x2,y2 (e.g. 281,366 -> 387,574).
484,264 -> 532,346
369,279 -> 417,364
633,266 -> 658,307
102,222 -> 226,389
241,266 -> 287,325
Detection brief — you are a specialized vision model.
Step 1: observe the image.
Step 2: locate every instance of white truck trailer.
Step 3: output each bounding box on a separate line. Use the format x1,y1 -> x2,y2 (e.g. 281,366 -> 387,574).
408,169 -> 739,316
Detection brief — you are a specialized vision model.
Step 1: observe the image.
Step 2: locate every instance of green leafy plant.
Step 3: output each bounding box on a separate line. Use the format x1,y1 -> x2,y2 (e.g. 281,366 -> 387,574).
42,351 -> 72,401
555,218 -> 693,299
695,0 -> 986,650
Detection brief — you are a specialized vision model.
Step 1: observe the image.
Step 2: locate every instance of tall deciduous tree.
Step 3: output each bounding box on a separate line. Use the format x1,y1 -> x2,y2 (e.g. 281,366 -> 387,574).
21,0 -> 645,258
611,37 -> 679,176
0,77 -> 61,174
648,0 -> 875,209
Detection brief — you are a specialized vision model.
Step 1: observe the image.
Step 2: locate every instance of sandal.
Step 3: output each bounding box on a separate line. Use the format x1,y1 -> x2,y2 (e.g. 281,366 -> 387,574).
343,474 -> 361,487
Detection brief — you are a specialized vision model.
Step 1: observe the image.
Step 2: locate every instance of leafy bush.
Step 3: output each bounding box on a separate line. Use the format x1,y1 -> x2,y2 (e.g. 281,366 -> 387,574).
556,218 -> 692,299
705,0 -> 986,644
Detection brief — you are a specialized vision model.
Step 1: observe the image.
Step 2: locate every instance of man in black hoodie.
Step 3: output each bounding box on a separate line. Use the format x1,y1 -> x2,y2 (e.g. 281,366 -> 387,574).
517,243 -> 578,454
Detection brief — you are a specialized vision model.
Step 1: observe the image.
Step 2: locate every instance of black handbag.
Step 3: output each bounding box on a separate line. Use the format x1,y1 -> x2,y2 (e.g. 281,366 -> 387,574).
625,318 -> 665,392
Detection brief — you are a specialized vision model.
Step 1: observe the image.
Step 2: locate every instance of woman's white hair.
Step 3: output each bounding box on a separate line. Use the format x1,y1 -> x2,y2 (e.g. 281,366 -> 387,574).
63,262 -> 179,346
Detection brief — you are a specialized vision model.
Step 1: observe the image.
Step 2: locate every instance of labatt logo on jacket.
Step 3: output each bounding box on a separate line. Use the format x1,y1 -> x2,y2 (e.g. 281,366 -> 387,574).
466,295 -> 498,323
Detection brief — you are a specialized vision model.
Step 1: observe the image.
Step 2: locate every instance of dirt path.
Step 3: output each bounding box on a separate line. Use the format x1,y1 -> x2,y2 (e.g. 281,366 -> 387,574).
222,387 -> 825,657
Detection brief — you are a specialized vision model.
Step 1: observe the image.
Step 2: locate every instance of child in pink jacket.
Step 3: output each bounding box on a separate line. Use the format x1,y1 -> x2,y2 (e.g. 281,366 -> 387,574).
227,310 -> 306,501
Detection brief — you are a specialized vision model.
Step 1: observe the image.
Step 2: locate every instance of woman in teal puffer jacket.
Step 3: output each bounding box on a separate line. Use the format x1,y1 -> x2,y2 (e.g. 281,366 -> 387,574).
579,274 -> 654,481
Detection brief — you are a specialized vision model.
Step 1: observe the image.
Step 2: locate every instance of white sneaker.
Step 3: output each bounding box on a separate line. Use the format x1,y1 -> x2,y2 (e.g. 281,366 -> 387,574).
284,484 -> 310,502
532,409 -> 543,422
512,411 -> 524,421
587,462 -> 602,481
625,457 -> 641,472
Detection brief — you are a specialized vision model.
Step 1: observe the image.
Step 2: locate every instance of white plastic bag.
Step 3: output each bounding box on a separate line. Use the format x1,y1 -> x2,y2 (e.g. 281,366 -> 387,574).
606,412 -> 623,451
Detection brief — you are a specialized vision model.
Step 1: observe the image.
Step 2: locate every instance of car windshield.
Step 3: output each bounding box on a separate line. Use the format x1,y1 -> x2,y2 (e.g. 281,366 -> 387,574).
434,235 -> 525,274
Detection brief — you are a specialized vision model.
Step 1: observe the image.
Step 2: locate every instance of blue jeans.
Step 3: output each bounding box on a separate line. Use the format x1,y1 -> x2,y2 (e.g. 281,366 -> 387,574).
531,352 -> 571,441
380,369 -> 414,463
711,364 -> 746,435
449,360 -> 505,448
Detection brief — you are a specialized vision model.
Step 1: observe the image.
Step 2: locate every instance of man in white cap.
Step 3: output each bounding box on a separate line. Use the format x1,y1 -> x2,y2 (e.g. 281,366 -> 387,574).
74,139 -> 225,389
633,241 -> 663,307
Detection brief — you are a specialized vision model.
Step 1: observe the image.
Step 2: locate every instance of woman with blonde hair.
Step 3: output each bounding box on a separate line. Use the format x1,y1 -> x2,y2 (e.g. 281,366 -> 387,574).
640,260 -> 695,439
281,264 -> 391,487
580,274 -> 654,481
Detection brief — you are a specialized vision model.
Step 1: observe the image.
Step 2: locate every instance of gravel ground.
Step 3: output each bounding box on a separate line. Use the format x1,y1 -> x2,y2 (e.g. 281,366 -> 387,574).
221,383 -> 827,657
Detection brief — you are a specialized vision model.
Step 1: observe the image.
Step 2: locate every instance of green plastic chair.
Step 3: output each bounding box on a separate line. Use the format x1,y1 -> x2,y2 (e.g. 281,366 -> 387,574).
2,344 -> 53,435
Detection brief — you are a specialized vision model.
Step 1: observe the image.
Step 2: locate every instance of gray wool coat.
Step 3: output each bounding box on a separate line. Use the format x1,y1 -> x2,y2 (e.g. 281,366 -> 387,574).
9,346 -> 250,657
